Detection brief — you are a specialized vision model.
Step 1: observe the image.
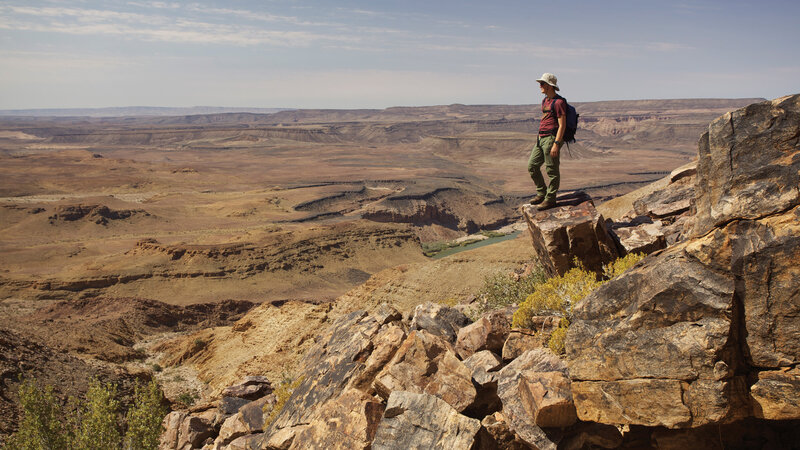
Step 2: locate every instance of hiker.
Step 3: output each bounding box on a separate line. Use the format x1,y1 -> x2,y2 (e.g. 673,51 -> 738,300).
528,72 -> 566,210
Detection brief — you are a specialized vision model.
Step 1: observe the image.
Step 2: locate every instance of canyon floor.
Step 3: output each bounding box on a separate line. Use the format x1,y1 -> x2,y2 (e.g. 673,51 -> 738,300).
0,98 -> 762,436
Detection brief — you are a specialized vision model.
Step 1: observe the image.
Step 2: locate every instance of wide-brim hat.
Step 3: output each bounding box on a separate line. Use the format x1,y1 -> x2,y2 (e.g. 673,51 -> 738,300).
536,73 -> 560,91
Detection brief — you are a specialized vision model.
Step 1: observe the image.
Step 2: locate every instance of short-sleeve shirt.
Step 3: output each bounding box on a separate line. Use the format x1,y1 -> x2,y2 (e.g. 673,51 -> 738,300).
539,97 -> 566,136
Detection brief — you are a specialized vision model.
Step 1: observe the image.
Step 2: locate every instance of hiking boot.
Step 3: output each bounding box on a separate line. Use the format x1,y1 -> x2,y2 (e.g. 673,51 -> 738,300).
537,198 -> 556,210
530,195 -> 545,205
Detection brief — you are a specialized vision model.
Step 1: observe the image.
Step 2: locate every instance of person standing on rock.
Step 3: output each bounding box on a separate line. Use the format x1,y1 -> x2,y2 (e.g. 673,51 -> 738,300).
528,72 -> 566,210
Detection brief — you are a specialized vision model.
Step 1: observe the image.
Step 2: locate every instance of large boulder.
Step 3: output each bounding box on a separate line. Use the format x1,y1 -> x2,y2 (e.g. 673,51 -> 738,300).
371,391 -> 482,450
693,94 -> 800,236
567,95 -> 800,430
522,191 -> 618,277
496,349 -> 575,449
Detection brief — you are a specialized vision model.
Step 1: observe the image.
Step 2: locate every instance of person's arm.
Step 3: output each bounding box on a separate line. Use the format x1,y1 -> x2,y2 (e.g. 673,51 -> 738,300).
551,115 -> 566,157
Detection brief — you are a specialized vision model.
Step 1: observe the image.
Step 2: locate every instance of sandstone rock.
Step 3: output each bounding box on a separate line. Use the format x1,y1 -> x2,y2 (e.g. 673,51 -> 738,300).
373,329 -> 476,412
462,350 -> 503,417
502,328 -> 546,362
409,302 -> 469,343
347,323 -> 405,393
496,349 -> 570,449
263,426 -> 304,450
463,350 -> 503,376
455,310 -> 510,359
372,391 -> 481,450
219,396 -> 251,416
729,208 -> 800,369
226,433 -> 263,450
215,413 -> 251,448
288,389 -> 384,450
265,310 -> 383,439
221,376 -> 272,401
522,191 -> 618,277
159,411 -> 214,450
751,369 -> 800,420
372,303 -> 402,325
693,94 -> 800,236
572,379 -> 691,428
565,237 -> 750,428
160,411 -> 187,450
519,370 -> 577,428
608,217 -> 666,256
633,175 -> 694,218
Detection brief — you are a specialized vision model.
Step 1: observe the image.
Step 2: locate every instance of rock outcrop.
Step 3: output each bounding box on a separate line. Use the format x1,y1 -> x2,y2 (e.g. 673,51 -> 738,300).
521,191 -> 618,277
567,94 -> 800,431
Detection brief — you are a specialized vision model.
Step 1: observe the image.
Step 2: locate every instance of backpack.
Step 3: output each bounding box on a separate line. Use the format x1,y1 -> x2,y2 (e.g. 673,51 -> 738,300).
554,95 -> 579,143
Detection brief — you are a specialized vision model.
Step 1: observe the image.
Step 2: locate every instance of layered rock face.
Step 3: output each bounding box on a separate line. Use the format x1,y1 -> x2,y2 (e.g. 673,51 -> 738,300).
567,94 -> 800,429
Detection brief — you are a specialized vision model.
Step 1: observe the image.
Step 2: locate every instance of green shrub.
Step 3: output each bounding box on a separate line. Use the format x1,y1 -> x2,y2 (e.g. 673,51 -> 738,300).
3,378 -> 70,450
3,378 -> 167,450
475,268 -> 547,314
263,375 -> 305,430
124,380 -> 167,450
73,380 -> 121,450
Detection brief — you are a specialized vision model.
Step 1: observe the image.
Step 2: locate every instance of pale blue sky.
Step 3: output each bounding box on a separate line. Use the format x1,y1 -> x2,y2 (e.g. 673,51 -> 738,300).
1,0 -> 798,109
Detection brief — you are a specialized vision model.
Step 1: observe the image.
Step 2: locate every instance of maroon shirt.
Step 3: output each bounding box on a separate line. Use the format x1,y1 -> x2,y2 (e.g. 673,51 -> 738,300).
539,97 -> 566,136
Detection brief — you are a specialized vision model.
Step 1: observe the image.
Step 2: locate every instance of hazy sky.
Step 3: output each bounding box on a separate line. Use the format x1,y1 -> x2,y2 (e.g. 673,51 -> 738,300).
1,0 -> 798,109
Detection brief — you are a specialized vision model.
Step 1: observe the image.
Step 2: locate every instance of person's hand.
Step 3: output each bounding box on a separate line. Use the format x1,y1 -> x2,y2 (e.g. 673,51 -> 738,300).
550,143 -> 560,158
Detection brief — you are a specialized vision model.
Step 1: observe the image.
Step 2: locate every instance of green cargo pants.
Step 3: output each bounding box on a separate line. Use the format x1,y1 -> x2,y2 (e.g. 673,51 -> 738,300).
527,135 -> 560,201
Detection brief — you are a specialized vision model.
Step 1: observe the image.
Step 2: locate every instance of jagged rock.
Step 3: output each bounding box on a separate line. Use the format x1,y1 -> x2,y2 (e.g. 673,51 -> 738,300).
347,323 -> 405,392
520,370 -> 578,428
372,391 -> 481,450
608,216 -> 666,256
633,175 -> 694,218
463,350 -> 503,376
160,411 -> 214,450
409,302 -> 469,343
373,329 -> 476,412
160,411 -> 186,449
522,191 -> 618,277
462,350 -> 503,417
226,433 -> 263,450
559,422 -> 623,450
215,413 -> 250,448
693,94 -> 800,237
265,310 -> 384,442
496,349 -> 570,449
289,389 -> 385,450
455,310 -> 510,359
751,369 -> 800,420
502,320 -> 559,361
730,209 -> 800,369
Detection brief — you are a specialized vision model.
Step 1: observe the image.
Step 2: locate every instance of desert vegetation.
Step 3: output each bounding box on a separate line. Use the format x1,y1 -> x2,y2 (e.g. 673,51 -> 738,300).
2,378 -> 166,450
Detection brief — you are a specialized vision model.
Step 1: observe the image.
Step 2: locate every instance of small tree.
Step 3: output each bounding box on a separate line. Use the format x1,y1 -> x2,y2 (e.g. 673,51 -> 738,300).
4,378 -> 70,450
73,379 -> 121,450
124,380 -> 167,450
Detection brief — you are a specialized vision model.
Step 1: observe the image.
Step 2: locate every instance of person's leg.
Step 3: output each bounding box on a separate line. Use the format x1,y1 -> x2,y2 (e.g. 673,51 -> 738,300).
527,138 -> 547,198
540,135 -> 560,201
